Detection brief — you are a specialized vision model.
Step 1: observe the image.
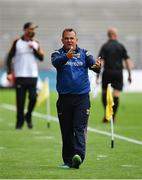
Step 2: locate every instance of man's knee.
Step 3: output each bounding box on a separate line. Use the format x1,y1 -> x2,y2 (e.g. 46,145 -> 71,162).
29,93 -> 37,102
113,89 -> 121,97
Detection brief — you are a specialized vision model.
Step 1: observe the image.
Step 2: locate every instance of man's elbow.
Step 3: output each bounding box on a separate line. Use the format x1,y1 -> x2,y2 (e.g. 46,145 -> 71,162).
125,58 -> 133,69
52,60 -> 59,68
51,55 -> 60,68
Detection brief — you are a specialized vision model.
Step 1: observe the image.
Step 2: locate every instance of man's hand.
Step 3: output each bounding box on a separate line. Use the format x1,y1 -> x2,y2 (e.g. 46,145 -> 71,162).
128,74 -> 132,83
91,57 -> 101,73
7,73 -> 14,83
28,41 -> 34,49
125,59 -> 132,84
95,57 -> 101,68
66,46 -> 74,59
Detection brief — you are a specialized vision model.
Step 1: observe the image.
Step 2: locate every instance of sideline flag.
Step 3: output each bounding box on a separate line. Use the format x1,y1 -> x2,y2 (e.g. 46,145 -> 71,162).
106,84 -> 114,121
36,79 -> 50,106
106,84 -> 115,148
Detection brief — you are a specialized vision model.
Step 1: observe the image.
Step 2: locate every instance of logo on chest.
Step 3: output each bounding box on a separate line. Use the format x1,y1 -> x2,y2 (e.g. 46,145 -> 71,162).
65,53 -> 85,67
65,60 -> 84,67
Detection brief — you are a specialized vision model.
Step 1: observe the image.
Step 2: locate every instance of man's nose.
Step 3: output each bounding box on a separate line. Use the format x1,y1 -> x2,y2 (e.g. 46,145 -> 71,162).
68,39 -> 72,42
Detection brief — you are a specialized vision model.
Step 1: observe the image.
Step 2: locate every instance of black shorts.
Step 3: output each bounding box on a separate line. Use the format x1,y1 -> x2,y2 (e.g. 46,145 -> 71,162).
102,70 -> 123,91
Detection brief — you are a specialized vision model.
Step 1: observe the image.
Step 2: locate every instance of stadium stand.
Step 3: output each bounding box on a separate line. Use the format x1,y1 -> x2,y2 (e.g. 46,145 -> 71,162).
0,0 -> 142,69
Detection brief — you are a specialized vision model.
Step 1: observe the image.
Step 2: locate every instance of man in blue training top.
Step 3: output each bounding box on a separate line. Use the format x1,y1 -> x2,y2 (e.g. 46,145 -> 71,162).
51,28 -> 101,169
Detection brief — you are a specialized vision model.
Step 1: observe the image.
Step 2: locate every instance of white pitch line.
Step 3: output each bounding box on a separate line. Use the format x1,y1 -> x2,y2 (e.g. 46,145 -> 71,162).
35,136 -> 54,140
88,127 -> 142,145
0,103 -> 142,146
121,164 -> 137,168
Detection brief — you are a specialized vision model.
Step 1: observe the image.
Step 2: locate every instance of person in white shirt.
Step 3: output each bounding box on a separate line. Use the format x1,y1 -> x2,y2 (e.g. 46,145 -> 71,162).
6,22 -> 44,129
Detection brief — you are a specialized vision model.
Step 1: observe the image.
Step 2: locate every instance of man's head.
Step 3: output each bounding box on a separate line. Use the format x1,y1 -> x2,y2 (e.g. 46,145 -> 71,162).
62,28 -> 78,50
23,22 -> 38,39
107,27 -> 118,40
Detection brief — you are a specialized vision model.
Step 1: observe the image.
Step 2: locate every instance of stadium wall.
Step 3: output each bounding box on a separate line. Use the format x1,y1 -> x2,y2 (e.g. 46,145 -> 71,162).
0,0 -> 142,69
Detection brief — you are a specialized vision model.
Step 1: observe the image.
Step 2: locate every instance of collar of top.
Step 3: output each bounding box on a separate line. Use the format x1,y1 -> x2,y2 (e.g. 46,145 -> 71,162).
21,35 -> 33,42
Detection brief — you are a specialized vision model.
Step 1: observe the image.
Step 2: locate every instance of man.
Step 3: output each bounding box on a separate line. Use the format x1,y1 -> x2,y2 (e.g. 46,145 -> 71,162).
51,28 -> 101,169
6,22 -> 44,129
97,28 -> 132,123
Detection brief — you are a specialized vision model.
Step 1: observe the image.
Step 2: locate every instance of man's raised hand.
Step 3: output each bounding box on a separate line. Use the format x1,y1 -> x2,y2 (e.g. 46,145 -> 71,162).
66,46 -> 74,59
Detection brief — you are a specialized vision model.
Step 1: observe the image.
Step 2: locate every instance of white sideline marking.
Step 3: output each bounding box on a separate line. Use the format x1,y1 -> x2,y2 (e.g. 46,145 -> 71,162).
88,127 -> 142,145
35,136 -> 54,140
0,103 -> 142,146
121,164 -> 137,168
96,154 -> 108,161
97,155 -> 107,158
31,131 -> 42,135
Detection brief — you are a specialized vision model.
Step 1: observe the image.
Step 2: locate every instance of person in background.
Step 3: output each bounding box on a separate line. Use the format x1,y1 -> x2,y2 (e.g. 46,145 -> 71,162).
51,28 -> 101,169
6,22 -> 44,129
97,27 -> 132,123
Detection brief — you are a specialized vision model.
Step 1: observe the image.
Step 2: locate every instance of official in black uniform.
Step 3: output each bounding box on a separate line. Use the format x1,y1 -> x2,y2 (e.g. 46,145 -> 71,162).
97,28 -> 132,122
6,22 -> 44,129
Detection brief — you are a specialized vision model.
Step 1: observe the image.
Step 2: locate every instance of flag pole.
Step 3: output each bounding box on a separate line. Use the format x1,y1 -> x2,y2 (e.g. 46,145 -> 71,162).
46,78 -> 51,128
110,118 -> 114,148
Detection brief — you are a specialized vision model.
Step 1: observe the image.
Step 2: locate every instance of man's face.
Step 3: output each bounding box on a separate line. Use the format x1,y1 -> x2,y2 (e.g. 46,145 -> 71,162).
62,31 -> 78,50
24,27 -> 35,39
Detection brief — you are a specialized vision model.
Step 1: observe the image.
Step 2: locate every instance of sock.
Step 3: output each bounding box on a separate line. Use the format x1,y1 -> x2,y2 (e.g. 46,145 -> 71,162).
102,92 -> 107,121
102,92 -> 106,108
113,96 -> 119,120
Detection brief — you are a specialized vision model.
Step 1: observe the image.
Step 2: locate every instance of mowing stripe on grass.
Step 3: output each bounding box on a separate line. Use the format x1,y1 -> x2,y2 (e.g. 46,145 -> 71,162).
0,103 -> 142,146
0,146 -> 5,150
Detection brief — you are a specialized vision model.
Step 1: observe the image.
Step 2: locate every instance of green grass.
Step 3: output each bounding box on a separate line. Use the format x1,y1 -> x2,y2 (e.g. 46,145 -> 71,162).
0,90 -> 142,179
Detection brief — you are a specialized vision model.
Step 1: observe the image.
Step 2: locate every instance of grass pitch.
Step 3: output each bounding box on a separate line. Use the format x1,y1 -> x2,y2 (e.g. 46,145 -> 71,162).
0,90 -> 142,179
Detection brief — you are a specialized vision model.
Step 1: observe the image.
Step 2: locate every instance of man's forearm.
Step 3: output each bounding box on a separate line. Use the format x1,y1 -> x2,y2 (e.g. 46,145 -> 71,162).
6,39 -> 17,74
125,59 -> 132,83
51,53 -> 69,68
6,53 -> 13,74
6,61 -> 12,74
33,48 -> 44,61
125,59 -> 132,76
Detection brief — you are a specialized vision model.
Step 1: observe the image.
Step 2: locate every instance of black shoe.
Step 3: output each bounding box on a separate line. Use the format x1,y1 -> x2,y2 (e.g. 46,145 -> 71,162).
24,113 -> 33,129
16,123 -> 23,129
15,126 -> 22,130
27,122 -> 33,129
72,154 -> 82,169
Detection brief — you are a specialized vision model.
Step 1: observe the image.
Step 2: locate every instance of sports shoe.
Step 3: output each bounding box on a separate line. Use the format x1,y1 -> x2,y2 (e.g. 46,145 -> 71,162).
72,154 -> 82,169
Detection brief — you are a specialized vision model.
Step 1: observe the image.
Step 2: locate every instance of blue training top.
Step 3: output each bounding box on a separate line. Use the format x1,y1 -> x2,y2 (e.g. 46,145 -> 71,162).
51,46 -> 96,95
